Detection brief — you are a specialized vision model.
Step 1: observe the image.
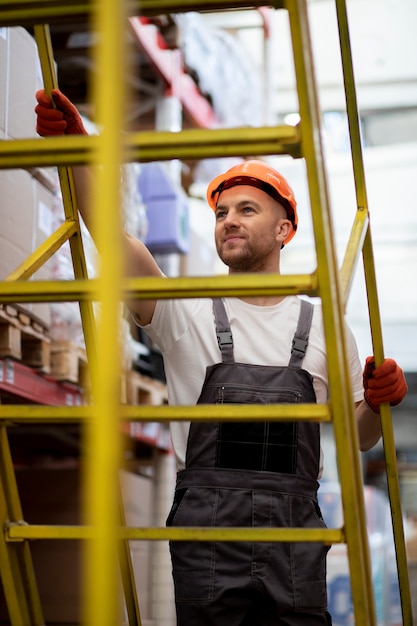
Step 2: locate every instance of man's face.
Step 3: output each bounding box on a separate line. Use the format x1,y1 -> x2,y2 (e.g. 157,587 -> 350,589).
214,185 -> 290,273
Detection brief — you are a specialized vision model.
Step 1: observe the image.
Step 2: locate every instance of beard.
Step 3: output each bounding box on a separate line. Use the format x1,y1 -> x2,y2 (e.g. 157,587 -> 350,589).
216,236 -> 277,273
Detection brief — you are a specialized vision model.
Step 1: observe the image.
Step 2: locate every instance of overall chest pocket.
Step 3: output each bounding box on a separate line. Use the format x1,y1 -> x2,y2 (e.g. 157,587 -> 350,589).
194,363 -> 317,473
216,419 -> 299,473
216,383 -> 304,405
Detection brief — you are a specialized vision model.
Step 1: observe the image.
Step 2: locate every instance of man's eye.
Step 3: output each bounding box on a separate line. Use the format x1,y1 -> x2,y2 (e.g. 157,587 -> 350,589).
242,206 -> 254,214
216,210 -> 227,220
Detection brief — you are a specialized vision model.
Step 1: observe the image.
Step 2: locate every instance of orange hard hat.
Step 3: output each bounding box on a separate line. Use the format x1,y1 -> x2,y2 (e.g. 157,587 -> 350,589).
206,160 -> 298,245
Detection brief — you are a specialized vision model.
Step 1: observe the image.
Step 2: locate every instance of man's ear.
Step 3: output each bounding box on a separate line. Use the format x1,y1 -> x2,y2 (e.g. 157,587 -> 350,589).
276,219 -> 292,245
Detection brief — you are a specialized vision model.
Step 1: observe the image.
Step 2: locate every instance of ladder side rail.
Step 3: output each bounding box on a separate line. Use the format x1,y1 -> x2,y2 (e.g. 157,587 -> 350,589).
334,0 -> 413,623
118,482 -> 142,626
286,0 -> 376,623
0,425 -> 44,626
363,229 -> 414,625
82,2 -> 136,624
34,24 -> 98,367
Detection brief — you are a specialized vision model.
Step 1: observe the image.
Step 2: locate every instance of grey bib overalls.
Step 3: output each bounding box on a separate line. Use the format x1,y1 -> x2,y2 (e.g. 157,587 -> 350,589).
167,299 -> 331,626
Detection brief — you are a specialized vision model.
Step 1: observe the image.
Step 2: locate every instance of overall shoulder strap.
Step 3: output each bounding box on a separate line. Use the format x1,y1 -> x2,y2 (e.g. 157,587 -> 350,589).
212,298 -> 235,364
289,299 -> 314,368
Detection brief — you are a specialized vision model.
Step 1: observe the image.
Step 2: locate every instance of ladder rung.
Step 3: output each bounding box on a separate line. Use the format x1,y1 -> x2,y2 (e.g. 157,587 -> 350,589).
0,136 -> 91,169
132,125 -> 301,161
0,273 -> 318,303
0,0 -> 90,27
6,522 -> 345,544
124,272 -> 316,300
124,403 -> 332,422
0,402 -> 332,423
0,0 -> 284,27
0,125 -> 301,169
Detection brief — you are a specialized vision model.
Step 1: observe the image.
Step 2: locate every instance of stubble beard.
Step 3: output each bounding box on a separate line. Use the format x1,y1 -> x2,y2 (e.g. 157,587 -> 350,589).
217,239 -> 273,273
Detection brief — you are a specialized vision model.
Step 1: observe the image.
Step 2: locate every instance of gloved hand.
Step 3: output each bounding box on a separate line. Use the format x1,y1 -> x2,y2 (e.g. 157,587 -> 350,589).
35,88 -> 88,136
363,356 -> 407,413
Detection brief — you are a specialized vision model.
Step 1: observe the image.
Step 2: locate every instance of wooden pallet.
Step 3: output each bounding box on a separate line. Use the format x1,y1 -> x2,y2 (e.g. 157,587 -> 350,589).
123,370 -> 170,451
125,370 -> 168,406
50,340 -> 89,387
0,304 -> 51,373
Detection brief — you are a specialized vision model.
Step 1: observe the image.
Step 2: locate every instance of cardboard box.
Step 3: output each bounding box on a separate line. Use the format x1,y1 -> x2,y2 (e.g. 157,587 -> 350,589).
0,27 -> 54,328
0,169 -> 52,328
7,27 -> 39,140
139,162 -> 190,254
0,169 -> 34,252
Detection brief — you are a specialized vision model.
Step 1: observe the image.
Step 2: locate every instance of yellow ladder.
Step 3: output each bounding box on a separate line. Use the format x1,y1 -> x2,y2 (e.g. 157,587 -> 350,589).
0,1 -> 413,625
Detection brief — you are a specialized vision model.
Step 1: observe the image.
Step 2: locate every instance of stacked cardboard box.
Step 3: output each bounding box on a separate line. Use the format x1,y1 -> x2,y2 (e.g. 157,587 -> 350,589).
0,26 -> 55,330
0,27 -> 96,371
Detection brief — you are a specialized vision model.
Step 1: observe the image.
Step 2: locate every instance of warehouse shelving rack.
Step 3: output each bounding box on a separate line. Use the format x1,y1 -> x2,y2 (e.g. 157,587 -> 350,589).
0,1 -> 413,625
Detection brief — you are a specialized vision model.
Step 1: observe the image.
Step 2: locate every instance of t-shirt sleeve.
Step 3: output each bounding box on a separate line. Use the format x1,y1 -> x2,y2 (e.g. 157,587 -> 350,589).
133,298 -> 200,354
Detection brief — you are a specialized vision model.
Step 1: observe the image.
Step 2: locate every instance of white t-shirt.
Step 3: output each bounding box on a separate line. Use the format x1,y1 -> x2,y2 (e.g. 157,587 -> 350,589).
141,295 -> 364,471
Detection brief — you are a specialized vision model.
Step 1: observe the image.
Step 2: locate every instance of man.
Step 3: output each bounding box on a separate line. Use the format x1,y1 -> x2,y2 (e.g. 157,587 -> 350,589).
35,89 -> 407,626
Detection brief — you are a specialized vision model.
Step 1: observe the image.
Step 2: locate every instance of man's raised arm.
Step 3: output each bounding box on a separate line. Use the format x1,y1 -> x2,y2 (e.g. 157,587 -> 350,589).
35,88 -> 161,325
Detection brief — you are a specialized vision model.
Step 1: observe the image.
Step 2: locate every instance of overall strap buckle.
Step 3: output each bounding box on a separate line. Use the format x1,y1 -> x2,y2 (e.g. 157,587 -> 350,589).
217,331 -> 233,348
212,299 -> 235,364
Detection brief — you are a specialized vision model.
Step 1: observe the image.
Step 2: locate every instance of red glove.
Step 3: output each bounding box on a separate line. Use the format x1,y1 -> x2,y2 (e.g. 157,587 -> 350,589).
363,356 -> 407,413
35,88 -> 88,136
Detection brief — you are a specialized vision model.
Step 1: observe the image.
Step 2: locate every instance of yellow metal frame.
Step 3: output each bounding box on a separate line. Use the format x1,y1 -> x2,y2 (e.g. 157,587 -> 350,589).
0,0 -> 412,625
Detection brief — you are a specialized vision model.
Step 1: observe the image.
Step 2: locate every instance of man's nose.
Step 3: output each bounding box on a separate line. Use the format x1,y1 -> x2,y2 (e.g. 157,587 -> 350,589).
224,209 -> 239,227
